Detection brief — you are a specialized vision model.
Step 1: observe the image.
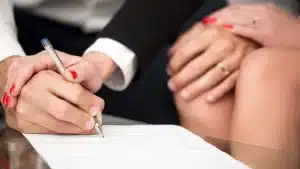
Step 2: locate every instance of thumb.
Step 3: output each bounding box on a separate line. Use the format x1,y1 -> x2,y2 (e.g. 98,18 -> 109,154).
62,60 -> 103,92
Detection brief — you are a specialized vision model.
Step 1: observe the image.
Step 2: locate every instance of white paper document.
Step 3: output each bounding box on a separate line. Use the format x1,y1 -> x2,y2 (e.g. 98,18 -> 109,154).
23,125 -> 251,169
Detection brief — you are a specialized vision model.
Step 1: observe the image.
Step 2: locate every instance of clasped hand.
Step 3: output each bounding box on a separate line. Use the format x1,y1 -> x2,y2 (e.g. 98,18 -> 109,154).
2,50 -> 116,134
167,23 -> 258,102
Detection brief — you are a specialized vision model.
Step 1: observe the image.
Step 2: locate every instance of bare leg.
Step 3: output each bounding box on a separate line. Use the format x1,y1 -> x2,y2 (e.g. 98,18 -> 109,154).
174,91 -> 234,152
231,48 -> 300,169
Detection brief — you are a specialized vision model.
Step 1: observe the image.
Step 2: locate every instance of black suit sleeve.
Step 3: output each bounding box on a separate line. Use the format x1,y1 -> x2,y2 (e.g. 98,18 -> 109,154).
99,0 -> 204,72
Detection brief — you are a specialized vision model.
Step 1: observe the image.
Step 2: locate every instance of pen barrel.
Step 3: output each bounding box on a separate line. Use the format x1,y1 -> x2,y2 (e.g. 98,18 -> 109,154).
45,46 -> 65,74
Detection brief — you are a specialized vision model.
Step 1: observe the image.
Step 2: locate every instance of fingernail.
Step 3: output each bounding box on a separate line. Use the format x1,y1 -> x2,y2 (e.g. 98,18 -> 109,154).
207,95 -> 215,102
69,70 -> 78,79
85,118 -> 95,130
2,93 -> 7,105
202,17 -> 217,25
5,96 -> 11,106
9,84 -> 15,94
89,106 -> 98,116
168,81 -> 176,91
223,24 -> 233,30
181,90 -> 191,100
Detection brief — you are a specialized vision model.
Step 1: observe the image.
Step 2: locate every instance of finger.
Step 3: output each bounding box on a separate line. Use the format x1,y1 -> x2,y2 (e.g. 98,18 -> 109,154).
10,51 -> 81,97
215,12 -> 256,28
47,72 -> 105,118
231,25 -> 259,41
168,27 -> 218,74
3,61 -> 21,109
169,23 -> 205,56
35,89 -> 96,131
16,99 -> 92,134
179,59 -> 235,101
210,3 -> 263,18
206,70 -> 239,103
62,60 -> 102,88
168,44 -> 225,92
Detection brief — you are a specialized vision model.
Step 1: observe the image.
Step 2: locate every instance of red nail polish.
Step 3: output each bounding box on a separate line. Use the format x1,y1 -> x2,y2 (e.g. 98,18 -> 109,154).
2,93 -> 7,105
70,70 -> 78,79
223,24 -> 233,29
202,17 -> 217,25
9,84 -> 15,94
5,95 -> 11,106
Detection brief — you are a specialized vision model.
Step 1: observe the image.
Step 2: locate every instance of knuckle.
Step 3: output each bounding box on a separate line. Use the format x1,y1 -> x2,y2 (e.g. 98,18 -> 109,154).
218,39 -> 235,53
53,104 -> 70,120
207,27 -> 221,37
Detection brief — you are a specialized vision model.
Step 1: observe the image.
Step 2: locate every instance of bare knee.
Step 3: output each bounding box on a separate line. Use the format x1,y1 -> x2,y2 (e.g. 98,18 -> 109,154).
174,92 -> 233,152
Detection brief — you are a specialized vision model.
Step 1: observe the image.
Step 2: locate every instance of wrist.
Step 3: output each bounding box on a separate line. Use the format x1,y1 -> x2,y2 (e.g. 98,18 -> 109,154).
83,51 -> 117,81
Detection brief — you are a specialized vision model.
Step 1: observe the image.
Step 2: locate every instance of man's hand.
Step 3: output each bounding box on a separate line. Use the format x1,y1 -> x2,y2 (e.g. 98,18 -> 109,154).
167,23 -> 258,102
5,70 -> 104,134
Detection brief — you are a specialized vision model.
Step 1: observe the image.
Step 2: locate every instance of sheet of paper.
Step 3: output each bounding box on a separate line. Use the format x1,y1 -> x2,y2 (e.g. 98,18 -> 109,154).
23,125 -> 250,169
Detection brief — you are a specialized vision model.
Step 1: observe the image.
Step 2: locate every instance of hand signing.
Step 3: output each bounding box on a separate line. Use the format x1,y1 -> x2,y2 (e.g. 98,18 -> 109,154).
2,50 -> 116,134
5,70 -> 104,134
208,3 -> 300,48
167,23 -> 258,102
3,50 -> 116,109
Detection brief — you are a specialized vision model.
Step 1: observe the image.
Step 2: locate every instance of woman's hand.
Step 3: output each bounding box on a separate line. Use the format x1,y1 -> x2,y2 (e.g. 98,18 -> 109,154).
3,51 -> 80,109
167,24 -> 258,102
3,50 -> 116,110
207,3 -> 300,48
5,70 -> 104,134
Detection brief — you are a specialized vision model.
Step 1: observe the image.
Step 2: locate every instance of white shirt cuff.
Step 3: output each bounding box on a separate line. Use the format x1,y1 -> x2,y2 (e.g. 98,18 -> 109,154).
84,38 -> 137,91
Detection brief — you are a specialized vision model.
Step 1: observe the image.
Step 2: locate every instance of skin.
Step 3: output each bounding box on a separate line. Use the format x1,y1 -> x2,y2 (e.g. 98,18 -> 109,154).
168,24 -> 258,152
169,4 -> 300,168
208,3 -> 300,48
1,51 -> 116,134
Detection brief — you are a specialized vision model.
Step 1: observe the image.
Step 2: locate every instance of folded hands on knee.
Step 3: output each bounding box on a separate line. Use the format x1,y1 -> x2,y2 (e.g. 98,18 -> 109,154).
167,2 -> 300,103
167,21 -> 258,103
1,50 -> 116,134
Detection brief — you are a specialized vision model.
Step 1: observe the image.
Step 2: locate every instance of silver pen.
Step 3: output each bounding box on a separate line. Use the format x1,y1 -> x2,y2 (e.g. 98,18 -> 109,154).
41,38 -> 104,137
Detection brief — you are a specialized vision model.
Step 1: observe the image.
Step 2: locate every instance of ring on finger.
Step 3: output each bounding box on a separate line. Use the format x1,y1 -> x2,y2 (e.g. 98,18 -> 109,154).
216,63 -> 230,76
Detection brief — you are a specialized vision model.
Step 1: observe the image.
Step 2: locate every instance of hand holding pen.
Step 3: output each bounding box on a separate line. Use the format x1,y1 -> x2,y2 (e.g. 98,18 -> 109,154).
3,38 -> 115,135
41,38 -> 105,137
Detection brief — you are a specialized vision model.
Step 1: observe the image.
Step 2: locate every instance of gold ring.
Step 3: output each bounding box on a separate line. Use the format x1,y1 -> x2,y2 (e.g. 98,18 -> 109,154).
217,63 -> 230,75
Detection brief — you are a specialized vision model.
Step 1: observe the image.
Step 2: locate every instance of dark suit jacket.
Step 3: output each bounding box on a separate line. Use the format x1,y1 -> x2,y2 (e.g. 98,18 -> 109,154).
100,0 -> 205,73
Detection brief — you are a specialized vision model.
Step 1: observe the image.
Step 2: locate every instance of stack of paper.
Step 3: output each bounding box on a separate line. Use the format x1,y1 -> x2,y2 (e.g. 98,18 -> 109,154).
24,125 -> 250,169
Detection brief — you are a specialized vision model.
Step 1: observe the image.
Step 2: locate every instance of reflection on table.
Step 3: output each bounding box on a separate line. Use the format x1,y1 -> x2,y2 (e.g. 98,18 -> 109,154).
0,128 -> 299,169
